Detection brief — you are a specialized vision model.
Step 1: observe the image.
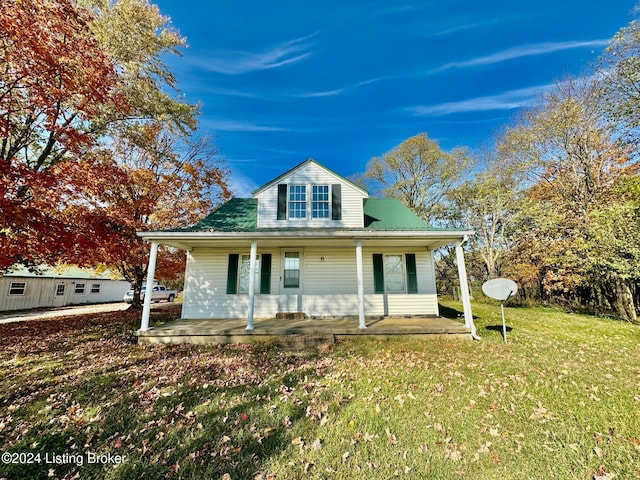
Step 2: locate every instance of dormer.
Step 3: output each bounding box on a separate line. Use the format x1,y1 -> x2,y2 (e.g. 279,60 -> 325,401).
252,159 -> 369,229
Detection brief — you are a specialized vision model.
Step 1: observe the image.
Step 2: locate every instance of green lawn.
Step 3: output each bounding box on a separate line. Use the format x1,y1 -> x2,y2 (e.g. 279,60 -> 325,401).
0,302 -> 638,479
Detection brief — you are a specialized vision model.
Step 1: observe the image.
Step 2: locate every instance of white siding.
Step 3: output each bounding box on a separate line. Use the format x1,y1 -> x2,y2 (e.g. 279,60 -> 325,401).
181,246 -> 439,319
255,162 -> 367,229
0,278 -> 130,312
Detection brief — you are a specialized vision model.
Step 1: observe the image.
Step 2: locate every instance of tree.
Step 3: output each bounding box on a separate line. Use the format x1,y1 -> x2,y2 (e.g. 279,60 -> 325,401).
448,153 -> 520,280
365,133 -> 470,223
1,0 -> 200,272
588,177 -> 640,323
0,0 -> 125,271
599,7 -> 640,143
0,0 -> 123,166
498,77 -> 639,314
66,123 -> 231,308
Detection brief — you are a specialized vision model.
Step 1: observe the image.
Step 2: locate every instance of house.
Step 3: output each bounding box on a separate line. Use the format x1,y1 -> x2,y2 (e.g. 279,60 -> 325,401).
0,265 -> 131,312
137,159 -> 476,335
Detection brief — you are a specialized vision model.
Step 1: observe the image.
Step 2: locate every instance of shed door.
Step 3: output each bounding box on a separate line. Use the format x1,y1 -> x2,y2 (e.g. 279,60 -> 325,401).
53,283 -> 66,307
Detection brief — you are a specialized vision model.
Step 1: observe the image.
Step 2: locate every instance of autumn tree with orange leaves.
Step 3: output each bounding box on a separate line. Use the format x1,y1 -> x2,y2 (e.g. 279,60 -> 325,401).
69,124 -> 230,307
1,0 -> 227,295
0,0 -> 126,271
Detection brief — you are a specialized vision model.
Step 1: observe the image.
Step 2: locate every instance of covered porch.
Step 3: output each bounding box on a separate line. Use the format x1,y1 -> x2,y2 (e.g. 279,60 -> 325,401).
137,314 -> 471,344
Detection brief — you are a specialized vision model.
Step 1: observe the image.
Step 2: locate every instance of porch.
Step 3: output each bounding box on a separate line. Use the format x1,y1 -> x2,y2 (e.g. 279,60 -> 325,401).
136,315 -> 471,344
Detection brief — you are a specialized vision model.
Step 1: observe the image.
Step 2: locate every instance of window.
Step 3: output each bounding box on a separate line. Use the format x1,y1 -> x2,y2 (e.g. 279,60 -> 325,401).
283,252 -> 300,288
385,255 -> 405,292
55,284 -> 65,296
74,283 -> 85,294
288,185 -> 307,219
238,254 -> 260,293
373,253 -> 419,294
9,282 -> 26,295
90,284 -> 101,294
312,185 -> 330,218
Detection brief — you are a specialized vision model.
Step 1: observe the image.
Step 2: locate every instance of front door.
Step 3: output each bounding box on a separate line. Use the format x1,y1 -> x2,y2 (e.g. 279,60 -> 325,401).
53,283 -> 66,307
280,250 -> 303,312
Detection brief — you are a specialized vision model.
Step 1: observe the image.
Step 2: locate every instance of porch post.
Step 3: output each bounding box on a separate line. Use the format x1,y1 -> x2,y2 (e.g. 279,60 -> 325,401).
140,241 -> 158,332
455,236 -> 476,336
246,241 -> 257,331
355,240 -> 366,329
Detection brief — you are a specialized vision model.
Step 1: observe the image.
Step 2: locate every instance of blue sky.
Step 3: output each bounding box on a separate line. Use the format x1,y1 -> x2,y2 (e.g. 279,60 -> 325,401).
154,0 -> 636,196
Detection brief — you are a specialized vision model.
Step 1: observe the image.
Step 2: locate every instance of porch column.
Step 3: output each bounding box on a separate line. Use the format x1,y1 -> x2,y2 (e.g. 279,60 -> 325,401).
355,240 -> 366,329
140,242 -> 158,332
455,236 -> 476,336
246,241 -> 258,331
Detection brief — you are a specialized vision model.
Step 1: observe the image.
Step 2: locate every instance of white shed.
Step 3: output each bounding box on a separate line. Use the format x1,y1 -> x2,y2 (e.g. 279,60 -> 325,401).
0,265 -> 131,312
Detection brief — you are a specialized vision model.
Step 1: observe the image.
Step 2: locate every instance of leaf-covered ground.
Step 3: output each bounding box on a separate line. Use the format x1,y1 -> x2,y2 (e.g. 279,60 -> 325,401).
0,302 -> 639,479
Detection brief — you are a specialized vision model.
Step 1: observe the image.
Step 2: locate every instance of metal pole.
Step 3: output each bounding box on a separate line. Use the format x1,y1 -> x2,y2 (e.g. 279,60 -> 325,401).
501,302 -> 507,343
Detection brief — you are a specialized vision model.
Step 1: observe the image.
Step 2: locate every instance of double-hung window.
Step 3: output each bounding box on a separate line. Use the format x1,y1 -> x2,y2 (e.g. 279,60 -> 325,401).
312,185 -> 330,218
283,252 -> 300,288
238,254 -> 260,293
9,282 -> 26,295
384,255 -> 405,292
288,185 -> 307,219
373,253 -> 419,294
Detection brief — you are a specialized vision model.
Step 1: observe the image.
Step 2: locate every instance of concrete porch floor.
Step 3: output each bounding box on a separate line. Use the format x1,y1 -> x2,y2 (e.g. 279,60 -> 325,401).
137,315 -> 471,344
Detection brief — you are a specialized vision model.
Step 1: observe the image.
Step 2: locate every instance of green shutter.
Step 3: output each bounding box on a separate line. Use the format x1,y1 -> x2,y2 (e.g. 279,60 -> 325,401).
277,184 -> 287,220
405,253 -> 418,294
373,253 -> 385,294
260,253 -> 272,294
226,254 -> 239,294
331,184 -> 342,220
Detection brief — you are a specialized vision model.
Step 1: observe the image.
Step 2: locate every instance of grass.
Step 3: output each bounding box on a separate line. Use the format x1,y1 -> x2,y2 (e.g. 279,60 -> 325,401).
0,301 -> 638,479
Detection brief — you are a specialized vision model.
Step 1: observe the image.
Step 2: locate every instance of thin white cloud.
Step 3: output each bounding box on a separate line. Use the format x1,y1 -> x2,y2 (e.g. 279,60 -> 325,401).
296,88 -> 347,98
432,39 -> 610,73
193,35 -> 315,75
407,84 -> 550,116
203,119 -> 290,132
294,76 -> 390,98
226,170 -> 259,197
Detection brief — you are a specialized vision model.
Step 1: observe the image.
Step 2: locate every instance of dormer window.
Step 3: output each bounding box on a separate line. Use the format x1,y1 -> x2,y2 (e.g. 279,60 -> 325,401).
312,185 -> 330,218
288,185 -> 307,219
277,183 -> 342,221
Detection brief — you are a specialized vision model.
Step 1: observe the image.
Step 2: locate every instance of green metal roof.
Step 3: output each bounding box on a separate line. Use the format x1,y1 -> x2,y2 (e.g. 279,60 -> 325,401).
171,197 -> 449,233
175,198 -> 258,232
363,198 -> 444,231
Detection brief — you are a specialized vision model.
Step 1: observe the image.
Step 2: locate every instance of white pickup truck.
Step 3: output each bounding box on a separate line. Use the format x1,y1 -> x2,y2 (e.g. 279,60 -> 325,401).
123,285 -> 177,304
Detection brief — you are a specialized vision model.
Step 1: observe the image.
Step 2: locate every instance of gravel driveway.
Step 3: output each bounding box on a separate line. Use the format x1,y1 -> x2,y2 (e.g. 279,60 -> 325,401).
0,302 -> 134,324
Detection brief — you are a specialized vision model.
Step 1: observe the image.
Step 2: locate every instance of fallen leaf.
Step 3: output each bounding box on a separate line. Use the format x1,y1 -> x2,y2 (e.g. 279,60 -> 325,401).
385,428 -> 398,444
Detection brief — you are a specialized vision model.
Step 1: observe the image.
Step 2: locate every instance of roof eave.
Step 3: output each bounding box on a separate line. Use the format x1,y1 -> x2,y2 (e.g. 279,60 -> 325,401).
138,229 -> 475,249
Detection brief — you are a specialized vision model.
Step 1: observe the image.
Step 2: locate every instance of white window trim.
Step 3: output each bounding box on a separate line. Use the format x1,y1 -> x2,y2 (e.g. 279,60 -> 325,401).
384,254 -> 406,293
311,184 -> 330,219
283,251 -> 301,289
90,284 -> 101,294
74,283 -> 86,294
288,184 -> 307,219
287,184 -> 333,220
9,281 -> 26,296
238,254 -> 261,294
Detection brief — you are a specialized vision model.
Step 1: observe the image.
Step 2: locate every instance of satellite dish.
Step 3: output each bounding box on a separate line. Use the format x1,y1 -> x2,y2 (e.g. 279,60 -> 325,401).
482,278 -> 518,301
482,278 -> 518,343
